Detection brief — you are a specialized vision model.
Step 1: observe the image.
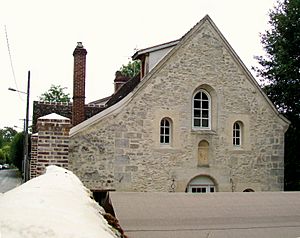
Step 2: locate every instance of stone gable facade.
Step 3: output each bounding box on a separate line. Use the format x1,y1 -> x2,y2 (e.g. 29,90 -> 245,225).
68,16 -> 289,192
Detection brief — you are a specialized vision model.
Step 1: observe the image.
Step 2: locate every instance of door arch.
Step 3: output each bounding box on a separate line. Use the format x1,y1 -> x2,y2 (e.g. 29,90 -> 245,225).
187,175 -> 216,193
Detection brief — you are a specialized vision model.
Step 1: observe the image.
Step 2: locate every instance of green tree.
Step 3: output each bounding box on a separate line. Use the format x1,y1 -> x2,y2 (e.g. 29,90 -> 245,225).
0,127 -> 17,147
9,132 -> 24,171
0,149 -> 5,164
39,85 -> 71,103
254,0 -> 300,190
119,60 -> 141,78
1,145 -> 11,163
0,136 -> 3,149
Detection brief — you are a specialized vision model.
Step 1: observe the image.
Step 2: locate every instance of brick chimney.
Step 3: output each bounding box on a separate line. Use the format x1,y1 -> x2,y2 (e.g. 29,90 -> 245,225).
114,71 -> 130,92
72,42 -> 87,126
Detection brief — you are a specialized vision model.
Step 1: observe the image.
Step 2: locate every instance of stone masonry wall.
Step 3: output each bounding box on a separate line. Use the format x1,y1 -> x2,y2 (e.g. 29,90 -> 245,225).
30,114 -> 71,177
69,20 -> 289,192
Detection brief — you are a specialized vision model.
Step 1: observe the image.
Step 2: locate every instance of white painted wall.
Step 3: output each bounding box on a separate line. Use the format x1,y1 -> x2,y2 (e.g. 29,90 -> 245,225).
149,47 -> 175,72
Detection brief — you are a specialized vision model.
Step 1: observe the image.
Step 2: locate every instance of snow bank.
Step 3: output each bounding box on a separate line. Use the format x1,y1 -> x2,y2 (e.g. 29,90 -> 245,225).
0,166 -> 118,238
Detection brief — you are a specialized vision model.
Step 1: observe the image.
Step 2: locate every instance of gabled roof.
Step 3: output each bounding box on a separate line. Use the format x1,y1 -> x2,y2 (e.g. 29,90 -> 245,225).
70,15 -> 289,135
201,15 -> 290,126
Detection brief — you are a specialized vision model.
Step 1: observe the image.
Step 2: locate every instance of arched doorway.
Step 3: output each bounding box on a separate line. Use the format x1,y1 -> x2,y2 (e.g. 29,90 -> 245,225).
187,175 -> 216,193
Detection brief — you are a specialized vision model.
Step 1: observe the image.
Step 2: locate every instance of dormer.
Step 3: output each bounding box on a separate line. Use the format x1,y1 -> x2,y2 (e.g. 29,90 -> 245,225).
132,39 -> 179,78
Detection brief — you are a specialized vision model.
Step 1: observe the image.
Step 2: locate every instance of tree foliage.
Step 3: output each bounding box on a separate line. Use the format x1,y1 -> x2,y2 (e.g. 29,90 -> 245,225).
0,146 -> 10,164
0,127 -> 17,147
119,60 -> 141,78
0,149 -> 5,164
39,85 -> 71,103
9,132 -> 24,171
254,0 -> 300,190
0,127 -> 17,164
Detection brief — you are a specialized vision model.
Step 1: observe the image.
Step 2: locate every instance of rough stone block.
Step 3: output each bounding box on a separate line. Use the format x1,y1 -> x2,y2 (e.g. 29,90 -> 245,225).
115,155 -> 130,164
115,139 -> 129,148
125,166 -> 138,172
115,172 -> 131,183
130,144 -> 139,149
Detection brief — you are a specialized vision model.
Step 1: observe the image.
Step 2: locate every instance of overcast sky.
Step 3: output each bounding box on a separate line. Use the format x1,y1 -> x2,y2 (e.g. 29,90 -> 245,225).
0,0 -> 275,130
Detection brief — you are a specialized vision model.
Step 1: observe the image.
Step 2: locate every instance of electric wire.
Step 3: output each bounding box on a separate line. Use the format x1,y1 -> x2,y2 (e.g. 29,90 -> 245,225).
4,25 -> 24,100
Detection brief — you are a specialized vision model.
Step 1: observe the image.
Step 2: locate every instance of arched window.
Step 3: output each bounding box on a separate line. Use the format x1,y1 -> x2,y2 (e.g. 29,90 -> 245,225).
233,121 -> 242,146
160,118 -> 171,145
193,90 -> 211,129
187,175 -> 216,193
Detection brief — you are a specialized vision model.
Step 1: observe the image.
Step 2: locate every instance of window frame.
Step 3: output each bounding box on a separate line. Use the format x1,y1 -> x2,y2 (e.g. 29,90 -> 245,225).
160,118 -> 172,145
192,89 -> 211,130
233,121 -> 242,147
187,175 -> 216,193
190,185 -> 215,193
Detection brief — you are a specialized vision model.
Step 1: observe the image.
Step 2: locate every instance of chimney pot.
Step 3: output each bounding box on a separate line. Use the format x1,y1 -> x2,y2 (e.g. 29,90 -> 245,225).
114,71 -> 130,92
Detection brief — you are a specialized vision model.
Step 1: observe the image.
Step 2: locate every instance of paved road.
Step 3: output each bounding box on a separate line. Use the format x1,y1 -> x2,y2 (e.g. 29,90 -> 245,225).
0,169 -> 22,193
111,192 -> 300,238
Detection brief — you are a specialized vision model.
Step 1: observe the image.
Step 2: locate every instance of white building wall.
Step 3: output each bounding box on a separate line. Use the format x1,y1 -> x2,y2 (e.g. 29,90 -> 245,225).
149,47 -> 175,72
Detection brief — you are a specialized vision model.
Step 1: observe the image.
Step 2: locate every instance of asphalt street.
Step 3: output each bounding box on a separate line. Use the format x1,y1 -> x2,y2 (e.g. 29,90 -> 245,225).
0,169 -> 22,193
111,192 -> 300,238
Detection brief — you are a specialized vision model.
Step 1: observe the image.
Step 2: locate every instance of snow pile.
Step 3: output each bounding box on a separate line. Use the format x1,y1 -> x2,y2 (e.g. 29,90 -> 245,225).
0,166 -> 118,238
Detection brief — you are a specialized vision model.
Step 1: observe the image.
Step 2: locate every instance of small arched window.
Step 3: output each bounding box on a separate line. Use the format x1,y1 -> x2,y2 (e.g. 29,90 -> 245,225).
160,118 -> 171,145
233,121 -> 242,146
193,90 -> 211,129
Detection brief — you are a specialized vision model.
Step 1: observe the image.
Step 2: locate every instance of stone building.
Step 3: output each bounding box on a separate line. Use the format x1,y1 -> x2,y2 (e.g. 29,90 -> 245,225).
34,15 -> 290,193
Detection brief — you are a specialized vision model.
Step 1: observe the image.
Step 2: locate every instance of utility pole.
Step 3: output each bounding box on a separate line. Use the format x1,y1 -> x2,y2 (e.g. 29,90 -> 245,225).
24,70 -> 30,181
8,70 -> 31,182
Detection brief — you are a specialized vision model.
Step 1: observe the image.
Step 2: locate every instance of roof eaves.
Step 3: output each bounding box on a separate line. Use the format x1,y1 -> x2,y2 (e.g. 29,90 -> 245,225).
132,39 -> 180,60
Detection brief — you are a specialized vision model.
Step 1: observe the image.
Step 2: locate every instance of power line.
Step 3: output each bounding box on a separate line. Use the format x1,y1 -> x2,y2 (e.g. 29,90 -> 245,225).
4,25 -> 23,100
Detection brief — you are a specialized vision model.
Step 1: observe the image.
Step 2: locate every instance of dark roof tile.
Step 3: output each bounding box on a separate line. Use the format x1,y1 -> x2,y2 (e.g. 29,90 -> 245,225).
106,74 -> 140,108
